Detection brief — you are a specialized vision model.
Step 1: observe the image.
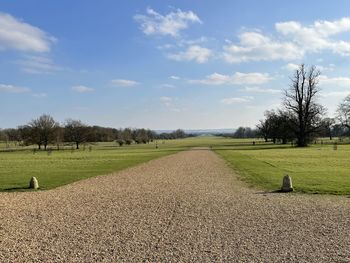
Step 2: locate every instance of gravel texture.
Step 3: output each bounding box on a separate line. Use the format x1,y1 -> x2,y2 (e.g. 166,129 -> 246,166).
0,148 -> 349,262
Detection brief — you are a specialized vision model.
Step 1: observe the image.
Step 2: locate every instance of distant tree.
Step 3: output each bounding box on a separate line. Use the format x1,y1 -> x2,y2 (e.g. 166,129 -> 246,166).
174,129 -> 186,139
233,127 -> 257,138
131,129 -> 137,143
3,128 -> 20,142
234,127 -> 246,138
274,110 -> 295,144
64,119 -> 89,149
134,128 -> 148,144
257,110 -> 295,144
284,64 -> 324,147
26,114 -> 59,149
102,127 -> 115,141
114,129 -> 122,146
55,126 -> 65,149
122,128 -> 133,145
319,118 -> 335,140
146,129 -> 156,142
0,129 -> 6,141
157,132 -> 171,140
155,129 -> 190,140
257,111 -> 273,142
244,127 -> 257,138
87,126 -> 115,142
336,95 -> 350,130
18,125 -> 33,146
332,123 -> 348,137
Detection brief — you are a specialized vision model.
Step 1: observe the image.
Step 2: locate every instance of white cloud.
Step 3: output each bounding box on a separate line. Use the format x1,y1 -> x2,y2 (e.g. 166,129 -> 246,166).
0,12 -> 55,52
111,79 -> 140,87
320,91 -> 350,98
319,75 -> 350,87
190,72 -> 272,85
223,32 -> 303,63
317,64 -> 335,72
284,63 -> 335,73
15,55 -> 63,74
276,18 -> 350,56
221,96 -> 254,105
0,84 -> 30,93
167,45 -> 212,63
284,63 -> 300,71
232,72 -> 272,85
170,75 -> 180,80
134,7 -> 201,37
191,73 -> 230,85
72,85 -> 94,93
223,17 -> 350,63
243,86 -> 280,94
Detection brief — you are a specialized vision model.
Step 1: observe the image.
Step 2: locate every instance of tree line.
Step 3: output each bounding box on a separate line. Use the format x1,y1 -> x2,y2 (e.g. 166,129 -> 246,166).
0,115 -> 190,150
217,127 -> 258,139
256,64 -> 350,147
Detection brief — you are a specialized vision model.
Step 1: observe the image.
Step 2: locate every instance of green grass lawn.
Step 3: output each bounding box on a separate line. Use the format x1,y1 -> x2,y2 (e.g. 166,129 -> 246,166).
214,142 -> 350,195
0,142 -> 186,191
1,136 -> 350,195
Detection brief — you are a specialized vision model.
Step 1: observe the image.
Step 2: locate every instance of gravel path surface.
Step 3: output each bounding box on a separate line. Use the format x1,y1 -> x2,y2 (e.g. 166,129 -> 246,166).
0,148 -> 349,262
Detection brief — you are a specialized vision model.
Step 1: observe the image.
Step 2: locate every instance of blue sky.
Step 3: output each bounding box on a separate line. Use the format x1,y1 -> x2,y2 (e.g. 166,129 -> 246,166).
1,0 -> 350,129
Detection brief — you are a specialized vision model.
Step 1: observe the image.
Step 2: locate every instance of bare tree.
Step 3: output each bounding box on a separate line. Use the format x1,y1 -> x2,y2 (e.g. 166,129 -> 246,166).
336,95 -> 350,130
284,64 -> 324,147
122,128 -> 133,145
0,129 -> 6,141
64,119 -> 89,149
28,114 -> 59,150
319,117 -> 335,140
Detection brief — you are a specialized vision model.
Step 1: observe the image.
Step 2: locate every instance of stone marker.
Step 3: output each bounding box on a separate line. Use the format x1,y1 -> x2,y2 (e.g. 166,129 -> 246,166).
29,177 -> 39,190
281,175 -> 293,192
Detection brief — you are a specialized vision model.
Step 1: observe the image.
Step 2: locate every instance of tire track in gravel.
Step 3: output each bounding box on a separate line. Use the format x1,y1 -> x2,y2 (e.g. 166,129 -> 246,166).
0,148 -> 349,262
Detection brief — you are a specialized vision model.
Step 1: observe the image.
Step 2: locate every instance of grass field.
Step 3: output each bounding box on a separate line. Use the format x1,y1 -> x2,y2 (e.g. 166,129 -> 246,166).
0,136 -> 349,195
0,142 -> 187,191
212,139 -> 350,195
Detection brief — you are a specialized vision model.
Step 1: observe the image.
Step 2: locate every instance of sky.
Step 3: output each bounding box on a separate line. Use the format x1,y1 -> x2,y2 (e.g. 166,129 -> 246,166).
1,0 -> 350,130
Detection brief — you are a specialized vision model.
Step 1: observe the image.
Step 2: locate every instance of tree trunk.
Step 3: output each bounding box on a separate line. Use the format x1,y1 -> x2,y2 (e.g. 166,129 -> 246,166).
76,142 -> 79,149
297,134 -> 307,147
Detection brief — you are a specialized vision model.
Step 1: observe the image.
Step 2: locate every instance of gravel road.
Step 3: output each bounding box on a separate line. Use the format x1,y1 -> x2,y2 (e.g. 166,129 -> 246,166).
0,148 -> 349,262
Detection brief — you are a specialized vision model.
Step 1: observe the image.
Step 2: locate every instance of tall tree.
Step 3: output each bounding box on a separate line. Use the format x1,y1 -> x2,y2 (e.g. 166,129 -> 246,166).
284,64 -> 324,147
64,119 -> 89,149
